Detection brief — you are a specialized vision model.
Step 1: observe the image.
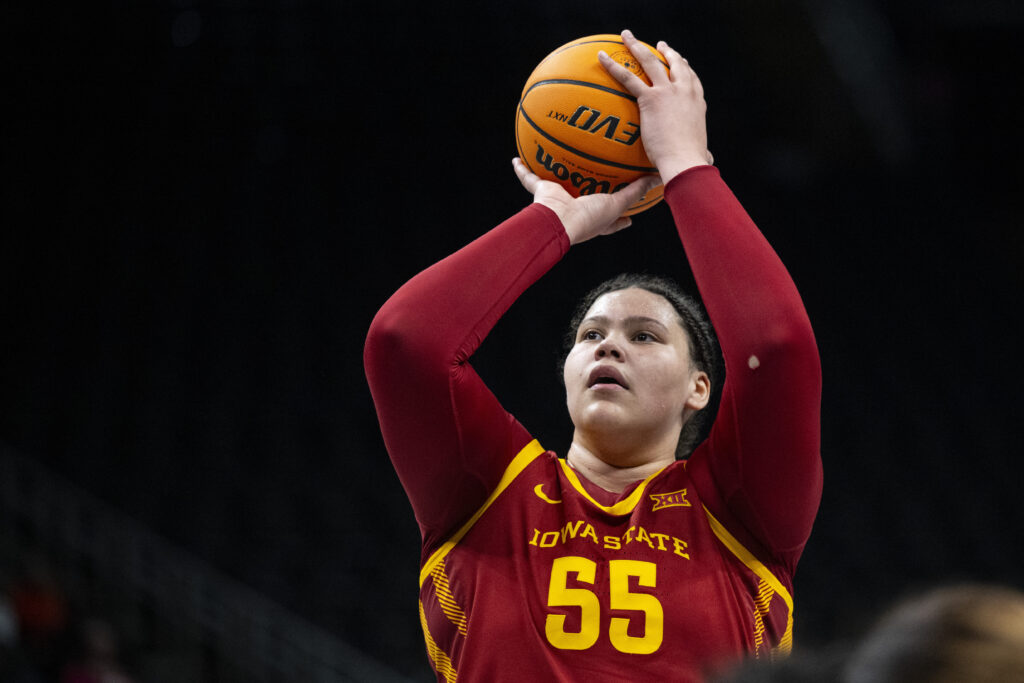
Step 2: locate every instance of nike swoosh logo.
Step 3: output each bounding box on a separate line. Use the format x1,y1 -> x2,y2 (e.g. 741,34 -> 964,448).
534,484 -> 562,505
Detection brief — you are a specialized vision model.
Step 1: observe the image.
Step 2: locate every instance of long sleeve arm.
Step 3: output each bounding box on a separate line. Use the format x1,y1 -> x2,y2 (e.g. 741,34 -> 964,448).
364,204 -> 569,555
669,166 -> 823,568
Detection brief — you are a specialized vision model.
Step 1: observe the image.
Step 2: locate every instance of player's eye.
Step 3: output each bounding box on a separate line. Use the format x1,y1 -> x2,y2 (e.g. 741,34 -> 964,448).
580,329 -> 603,341
633,331 -> 656,342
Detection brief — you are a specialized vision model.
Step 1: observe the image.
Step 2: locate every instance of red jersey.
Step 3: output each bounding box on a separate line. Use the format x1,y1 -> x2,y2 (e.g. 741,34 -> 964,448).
365,167 -> 822,682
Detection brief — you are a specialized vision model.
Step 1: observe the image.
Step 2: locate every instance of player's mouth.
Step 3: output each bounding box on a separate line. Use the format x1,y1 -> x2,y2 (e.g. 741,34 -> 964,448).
587,366 -> 629,390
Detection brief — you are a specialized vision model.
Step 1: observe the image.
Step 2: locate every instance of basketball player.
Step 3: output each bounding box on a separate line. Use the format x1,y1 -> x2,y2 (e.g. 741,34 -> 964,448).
365,30 -> 822,682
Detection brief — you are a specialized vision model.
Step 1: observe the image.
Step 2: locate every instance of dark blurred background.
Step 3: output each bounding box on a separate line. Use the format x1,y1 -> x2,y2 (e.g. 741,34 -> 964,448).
2,0 -> 1022,681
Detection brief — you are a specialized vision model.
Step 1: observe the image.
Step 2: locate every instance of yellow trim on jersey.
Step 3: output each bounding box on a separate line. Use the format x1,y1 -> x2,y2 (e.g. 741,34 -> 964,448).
419,600 -> 458,682
419,439 -> 547,586
557,459 -> 667,516
703,506 -> 794,653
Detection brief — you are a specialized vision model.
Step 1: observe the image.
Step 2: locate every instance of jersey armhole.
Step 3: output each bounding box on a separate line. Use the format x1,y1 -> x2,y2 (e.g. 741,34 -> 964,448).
703,505 -> 795,655
419,439 -> 547,586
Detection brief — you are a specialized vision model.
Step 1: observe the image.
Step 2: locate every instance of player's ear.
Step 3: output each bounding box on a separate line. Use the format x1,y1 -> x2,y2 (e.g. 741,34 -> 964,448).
684,371 -> 710,411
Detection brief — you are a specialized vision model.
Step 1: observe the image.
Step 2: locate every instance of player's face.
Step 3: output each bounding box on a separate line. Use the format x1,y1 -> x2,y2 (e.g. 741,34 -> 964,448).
563,288 -> 709,456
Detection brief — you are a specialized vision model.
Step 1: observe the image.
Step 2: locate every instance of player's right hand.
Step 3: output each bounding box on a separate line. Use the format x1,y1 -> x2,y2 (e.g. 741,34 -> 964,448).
513,158 -> 660,245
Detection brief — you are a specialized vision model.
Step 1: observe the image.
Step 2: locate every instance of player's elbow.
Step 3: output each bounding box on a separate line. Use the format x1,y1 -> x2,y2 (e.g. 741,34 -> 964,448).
364,300 -> 450,383
754,315 -> 819,372
365,304 -> 414,371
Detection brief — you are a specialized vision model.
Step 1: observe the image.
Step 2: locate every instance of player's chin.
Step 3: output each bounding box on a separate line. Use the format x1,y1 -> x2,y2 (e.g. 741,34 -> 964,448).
578,401 -> 636,429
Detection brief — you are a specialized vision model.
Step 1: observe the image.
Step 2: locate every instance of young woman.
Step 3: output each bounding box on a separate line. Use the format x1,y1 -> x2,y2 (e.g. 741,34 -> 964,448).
365,30 -> 822,682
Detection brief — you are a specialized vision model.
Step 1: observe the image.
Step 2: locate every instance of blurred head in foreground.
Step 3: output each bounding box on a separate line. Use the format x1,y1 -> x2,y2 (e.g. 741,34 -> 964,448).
844,583 -> 1024,683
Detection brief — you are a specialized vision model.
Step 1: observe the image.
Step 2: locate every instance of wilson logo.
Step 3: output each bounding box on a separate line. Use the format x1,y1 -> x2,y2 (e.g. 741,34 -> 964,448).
534,143 -> 628,196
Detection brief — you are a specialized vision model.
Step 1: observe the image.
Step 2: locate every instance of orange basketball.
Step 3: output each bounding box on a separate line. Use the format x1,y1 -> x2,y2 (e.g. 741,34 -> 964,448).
515,34 -> 668,216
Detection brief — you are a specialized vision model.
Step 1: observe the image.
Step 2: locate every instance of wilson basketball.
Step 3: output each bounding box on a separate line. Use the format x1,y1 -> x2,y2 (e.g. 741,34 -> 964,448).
515,34 -> 668,215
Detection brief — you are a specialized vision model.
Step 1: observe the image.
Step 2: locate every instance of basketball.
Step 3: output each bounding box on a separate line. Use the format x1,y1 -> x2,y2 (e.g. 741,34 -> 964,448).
515,34 -> 668,216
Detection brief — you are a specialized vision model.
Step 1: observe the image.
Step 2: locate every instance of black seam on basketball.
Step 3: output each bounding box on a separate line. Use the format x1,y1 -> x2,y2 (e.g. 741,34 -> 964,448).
522,78 -> 636,102
516,104 -> 658,173
540,40 -> 625,65
514,120 -> 528,166
514,124 -> 541,179
555,39 -> 623,50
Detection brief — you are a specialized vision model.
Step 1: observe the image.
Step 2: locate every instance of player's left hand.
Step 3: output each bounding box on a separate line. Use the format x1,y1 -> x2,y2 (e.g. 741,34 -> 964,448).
599,30 -> 713,184
513,157 -> 659,246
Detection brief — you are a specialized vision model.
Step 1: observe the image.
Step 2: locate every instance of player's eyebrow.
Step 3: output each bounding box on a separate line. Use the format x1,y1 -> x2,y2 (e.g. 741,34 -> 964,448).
580,315 -> 670,331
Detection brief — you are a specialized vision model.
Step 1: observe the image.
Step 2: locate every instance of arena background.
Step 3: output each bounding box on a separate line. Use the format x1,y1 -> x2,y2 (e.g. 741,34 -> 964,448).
2,1 -> 1022,680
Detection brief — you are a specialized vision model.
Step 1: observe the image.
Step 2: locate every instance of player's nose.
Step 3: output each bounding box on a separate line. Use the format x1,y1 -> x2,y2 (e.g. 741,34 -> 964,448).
595,337 -> 623,360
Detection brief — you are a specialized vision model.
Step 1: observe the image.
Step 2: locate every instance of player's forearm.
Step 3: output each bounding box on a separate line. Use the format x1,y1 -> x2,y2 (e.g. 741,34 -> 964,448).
664,166 -> 819,382
364,203 -> 567,384
666,165 -> 821,555
363,202 -> 568,539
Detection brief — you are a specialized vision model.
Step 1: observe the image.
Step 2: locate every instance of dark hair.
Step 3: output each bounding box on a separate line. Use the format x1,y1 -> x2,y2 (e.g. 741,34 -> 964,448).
560,273 -> 723,459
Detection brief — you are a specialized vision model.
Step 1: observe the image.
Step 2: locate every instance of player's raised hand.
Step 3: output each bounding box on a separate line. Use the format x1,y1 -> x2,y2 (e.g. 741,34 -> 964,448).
513,158 -> 660,245
598,30 -> 713,184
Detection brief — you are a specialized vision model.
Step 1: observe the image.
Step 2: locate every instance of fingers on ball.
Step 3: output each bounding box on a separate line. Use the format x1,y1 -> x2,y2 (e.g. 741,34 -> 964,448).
621,31 -> 664,73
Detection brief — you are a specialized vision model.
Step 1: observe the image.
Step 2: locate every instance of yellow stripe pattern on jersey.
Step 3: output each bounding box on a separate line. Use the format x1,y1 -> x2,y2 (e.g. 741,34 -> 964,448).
703,505 -> 794,655
418,439 -> 547,680
752,578 -> 773,656
419,600 -> 457,682
430,558 -> 468,636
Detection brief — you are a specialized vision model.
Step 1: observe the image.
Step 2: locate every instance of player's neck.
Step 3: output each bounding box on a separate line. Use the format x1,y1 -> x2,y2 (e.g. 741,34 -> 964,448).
565,440 -> 674,494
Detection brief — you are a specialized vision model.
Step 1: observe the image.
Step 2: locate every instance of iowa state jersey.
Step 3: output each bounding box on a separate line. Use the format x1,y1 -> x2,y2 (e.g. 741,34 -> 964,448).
418,440 -> 793,682
365,167 -> 822,682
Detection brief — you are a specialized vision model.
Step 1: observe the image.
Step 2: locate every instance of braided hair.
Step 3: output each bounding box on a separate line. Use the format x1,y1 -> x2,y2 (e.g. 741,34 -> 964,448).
560,273 -> 723,459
